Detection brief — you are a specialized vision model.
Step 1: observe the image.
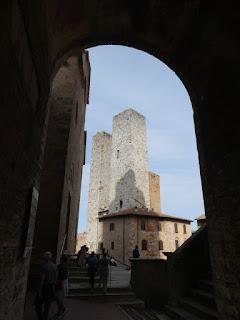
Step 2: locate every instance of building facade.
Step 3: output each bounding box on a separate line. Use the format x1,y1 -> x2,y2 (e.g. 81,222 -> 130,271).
99,209 -> 192,264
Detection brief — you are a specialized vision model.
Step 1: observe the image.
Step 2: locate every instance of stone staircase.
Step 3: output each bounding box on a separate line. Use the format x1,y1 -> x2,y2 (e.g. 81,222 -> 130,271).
67,259 -> 218,319
165,278 -> 218,320
67,259 -> 141,303
119,277 -> 217,320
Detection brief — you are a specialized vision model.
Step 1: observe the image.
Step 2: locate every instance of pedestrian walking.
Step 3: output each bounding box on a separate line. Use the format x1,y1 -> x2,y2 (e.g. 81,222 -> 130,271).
110,256 -> 117,266
132,245 -> 140,258
77,246 -> 86,268
34,251 -> 58,320
87,251 -> 98,290
55,255 -> 68,318
98,253 -> 110,293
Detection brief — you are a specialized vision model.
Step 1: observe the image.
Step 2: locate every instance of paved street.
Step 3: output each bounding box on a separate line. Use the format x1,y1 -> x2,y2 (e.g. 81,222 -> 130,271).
24,296 -> 129,320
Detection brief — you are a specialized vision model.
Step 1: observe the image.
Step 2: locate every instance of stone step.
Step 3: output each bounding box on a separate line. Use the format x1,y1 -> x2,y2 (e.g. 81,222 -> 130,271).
68,276 -> 100,283
183,298 -> 218,320
68,266 -> 86,270
190,288 -> 216,309
197,280 -> 214,294
68,285 -> 132,293
69,272 -> 89,278
165,305 -> 202,320
119,304 -> 172,320
67,291 -> 138,302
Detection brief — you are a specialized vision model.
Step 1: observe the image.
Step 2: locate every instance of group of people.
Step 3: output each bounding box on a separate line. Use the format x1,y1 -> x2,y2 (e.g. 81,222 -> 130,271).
34,245 -> 138,319
77,246 -> 117,293
34,251 -> 68,320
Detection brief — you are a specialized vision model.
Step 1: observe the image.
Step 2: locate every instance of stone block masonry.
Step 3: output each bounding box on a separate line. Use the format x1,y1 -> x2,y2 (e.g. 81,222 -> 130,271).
109,109 -> 150,212
86,132 -> 112,251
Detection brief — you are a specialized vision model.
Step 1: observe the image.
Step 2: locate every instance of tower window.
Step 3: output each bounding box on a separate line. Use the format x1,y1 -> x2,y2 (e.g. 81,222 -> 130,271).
141,220 -> 146,231
183,224 -> 187,234
159,240 -> 163,251
75,102 -> 78,125
174,223 -> 178,233
175,239 -> 179,249
110,223 -> 115,231
142,240 -> 147,250
157,222 -> 162,231
120,200 -> 123,209
117,150 -> 120,158
111,241 -> 114,250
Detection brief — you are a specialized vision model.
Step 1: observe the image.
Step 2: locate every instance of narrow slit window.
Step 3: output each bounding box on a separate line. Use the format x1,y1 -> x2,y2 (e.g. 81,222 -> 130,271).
111,241 -> 114,250
175,239 -> 179,249
183,224 -> 187,234
117,150 -> 119,158
159,240 -> 163,251
174,223 -> 178,233
141,220 -> 146,231
75,102 -> 78,125
120,199 -> 123,209
142,240 -> 147,250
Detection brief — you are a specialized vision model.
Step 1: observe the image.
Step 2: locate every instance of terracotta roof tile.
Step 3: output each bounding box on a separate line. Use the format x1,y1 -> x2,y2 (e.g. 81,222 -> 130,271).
98,207 -> 192,222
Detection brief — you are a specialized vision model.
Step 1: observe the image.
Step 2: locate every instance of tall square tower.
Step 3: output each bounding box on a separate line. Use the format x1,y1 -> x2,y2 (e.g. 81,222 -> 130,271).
109,109 -> 150,212
86,132 -> 112,250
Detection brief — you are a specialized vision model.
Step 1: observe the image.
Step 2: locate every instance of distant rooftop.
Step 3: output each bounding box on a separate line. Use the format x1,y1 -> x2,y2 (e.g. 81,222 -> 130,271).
196,214 -> 206,220
98,207 -> 192,222
114,108 -> 145,119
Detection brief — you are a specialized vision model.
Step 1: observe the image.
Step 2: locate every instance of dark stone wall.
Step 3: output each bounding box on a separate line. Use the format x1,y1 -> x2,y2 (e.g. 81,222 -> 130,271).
30,54 -> 90,288
130,258 -> 169,307
168,225 -> 211,305
0,3 -> 45,319
130,226 -> 211,309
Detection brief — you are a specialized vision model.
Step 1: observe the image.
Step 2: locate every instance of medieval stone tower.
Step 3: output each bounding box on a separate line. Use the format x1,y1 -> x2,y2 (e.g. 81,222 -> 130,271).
86,108 -> 152,250
86,132 -> 112,250
109,109 -> 150,212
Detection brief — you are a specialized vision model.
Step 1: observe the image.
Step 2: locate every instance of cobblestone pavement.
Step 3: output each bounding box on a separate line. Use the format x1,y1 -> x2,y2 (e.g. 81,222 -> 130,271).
24,296 -> 130,320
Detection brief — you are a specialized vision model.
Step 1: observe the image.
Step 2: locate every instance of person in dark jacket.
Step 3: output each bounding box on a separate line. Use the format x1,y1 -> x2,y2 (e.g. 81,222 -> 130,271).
55,255 -> 68,317
35,251 -> 58,320
87,252 -> 98,290
132,245 -> 140,258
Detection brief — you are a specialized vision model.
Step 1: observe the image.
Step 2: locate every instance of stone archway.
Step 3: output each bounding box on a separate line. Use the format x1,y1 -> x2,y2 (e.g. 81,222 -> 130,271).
1,1 -> 240,319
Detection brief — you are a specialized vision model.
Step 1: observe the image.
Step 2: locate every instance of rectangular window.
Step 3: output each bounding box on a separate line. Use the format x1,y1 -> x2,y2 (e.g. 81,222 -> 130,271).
75,102 -> 78,125
159,240 -> 163,251
64,193 -> 71,249
174,223 -> 178,233
111,241 -> 114,250
175,240 -> 179,249
141,220 -> 146,231
142,240 -> 147,250
157,222 -> 162,231
110,223 -> 115,231
183,224 -> 187,234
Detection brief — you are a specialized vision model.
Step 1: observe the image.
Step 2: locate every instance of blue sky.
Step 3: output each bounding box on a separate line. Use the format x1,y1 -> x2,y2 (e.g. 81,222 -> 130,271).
78,45 -> 204,232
